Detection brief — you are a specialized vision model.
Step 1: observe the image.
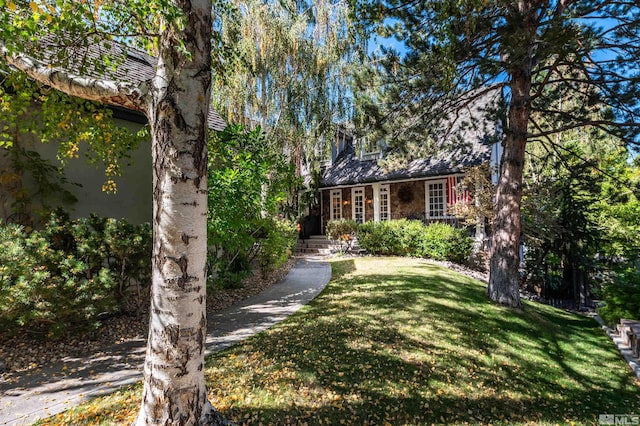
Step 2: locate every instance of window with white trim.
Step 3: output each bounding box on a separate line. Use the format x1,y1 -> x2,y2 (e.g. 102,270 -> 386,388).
357,135 -> 380,157
379,184 -> 390,221
425,179 -> 447,219
352,187 -> 365,224
330,190 -> 342,221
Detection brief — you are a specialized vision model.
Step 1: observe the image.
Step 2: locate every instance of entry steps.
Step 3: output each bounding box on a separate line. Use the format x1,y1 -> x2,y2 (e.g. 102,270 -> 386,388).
296,235 -> 362,255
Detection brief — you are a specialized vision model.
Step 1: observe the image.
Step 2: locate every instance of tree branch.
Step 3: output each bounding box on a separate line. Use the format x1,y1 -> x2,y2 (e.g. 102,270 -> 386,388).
1,43 -> 150,113
529,116 -> 640,140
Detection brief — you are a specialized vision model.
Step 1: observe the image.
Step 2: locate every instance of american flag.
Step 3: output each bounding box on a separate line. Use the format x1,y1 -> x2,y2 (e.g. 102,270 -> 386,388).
446,175 -> 471,206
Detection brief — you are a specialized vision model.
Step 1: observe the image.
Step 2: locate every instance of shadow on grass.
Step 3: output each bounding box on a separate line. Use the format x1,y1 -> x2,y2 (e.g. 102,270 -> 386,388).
219,390 -> 630,425
204,257 -> 639,425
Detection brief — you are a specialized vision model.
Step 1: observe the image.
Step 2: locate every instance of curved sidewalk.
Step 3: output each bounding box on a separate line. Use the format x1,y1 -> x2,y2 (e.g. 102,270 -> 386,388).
0,255 -> 331,426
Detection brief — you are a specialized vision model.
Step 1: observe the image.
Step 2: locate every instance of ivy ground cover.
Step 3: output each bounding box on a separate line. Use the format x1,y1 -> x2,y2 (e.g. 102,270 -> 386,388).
41,257 -> 639,425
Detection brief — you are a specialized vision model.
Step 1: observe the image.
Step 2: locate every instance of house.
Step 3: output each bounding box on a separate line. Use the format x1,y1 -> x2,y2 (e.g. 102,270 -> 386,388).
0,41 -> 225,225
310,89 -> 503,236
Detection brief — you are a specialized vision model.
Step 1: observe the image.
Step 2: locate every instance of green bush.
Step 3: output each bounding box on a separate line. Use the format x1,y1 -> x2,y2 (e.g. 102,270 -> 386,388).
358,219 -> 411,255
0,211 -> 151,337
397,219 -> 426,256
207,125 -> 297,288
357,219 -> 472,263
325,219 -> 359,241
420,222 -> 473,264
358,219 -> 424,256
256,218 -> 297,277
326,219 -> 359,252
208,217 -> 297,289
598,269 -> 640,325
357,221 -> 387,255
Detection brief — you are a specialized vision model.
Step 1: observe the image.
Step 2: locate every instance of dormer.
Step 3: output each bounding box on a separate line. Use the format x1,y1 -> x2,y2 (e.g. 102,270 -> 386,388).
355,135 -> 384,161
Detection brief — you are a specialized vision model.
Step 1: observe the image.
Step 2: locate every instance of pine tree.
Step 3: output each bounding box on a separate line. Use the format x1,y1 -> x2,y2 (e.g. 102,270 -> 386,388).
354,0 -> 640,307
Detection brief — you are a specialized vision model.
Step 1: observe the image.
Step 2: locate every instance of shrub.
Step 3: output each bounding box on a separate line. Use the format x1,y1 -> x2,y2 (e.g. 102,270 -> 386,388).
356,221 -> 385,254
256,218 -> 297,277
207,124 -> 297,288
326,219 -> 359,252
0,211 -> 151,337
598,269 -> 640,325
420,222 -> 473,264
357,219 -> 473,263
209,217 -> 297,289
396,219 -> 425,256
326,219 -> 359,241
358,220 -> 407,256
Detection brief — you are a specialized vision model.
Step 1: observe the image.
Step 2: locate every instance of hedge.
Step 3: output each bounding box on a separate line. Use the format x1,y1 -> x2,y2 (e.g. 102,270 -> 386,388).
356,219 -> 472,264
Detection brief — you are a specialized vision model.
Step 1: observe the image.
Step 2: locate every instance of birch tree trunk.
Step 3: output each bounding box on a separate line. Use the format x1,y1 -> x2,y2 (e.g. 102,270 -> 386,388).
135,1 -> 225,424
2,0 -> 227,423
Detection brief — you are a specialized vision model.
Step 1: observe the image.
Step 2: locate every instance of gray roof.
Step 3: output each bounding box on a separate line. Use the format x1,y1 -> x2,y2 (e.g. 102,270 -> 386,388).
320,88 -> 502,188
38,37 -> 226,131
320,145 -> 489,187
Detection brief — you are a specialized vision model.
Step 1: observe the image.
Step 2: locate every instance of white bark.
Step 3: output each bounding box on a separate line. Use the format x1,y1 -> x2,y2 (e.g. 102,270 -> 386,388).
135,1 -> 223,423
2,1 -> 227,423
0,44 -> 149,112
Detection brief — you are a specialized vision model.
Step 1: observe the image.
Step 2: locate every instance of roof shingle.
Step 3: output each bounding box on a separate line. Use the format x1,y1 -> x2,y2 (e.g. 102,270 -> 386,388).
38,37 -> 226,131
320,88 -> 502,187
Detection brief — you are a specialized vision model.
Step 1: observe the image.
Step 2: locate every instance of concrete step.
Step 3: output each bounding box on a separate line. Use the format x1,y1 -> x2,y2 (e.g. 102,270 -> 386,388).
296,236 -> 362,255
308,235 -> 329,240
296,236 -> 335,255
297,247 -> 333,255
304,242 -> 333,249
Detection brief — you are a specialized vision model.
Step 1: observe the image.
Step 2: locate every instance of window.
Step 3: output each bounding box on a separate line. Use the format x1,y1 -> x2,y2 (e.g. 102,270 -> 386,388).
379,184 -> 390,221
425,179 -> 447,219
356,135 -> 382,159
352,187 -> 365,224
330,190 -> 342,221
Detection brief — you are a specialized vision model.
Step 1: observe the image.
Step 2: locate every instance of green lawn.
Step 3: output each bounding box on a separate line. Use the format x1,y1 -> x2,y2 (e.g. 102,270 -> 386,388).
42,257 -> 639,425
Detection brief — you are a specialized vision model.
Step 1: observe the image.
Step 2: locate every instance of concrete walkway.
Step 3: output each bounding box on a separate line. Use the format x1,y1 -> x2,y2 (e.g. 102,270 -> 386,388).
0,256 -> 331,426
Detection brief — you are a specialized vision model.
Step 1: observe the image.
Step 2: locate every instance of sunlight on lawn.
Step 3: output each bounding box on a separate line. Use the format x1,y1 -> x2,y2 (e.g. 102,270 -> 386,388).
40,257 -> 640,426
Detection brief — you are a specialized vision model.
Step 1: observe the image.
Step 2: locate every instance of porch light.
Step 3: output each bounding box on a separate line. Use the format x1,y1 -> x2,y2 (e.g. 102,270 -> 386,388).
343,200 -> 350,205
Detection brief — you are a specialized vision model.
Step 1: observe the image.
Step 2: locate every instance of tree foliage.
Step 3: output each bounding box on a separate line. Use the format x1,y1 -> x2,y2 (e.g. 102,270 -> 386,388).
598,268 -> 640,324
0,69 -> 148,223
523,139 -> 604,301
354,0 -> 640,307
207,125 -> 297,285
522,130 -> 640,309
212,0 -> 362,209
